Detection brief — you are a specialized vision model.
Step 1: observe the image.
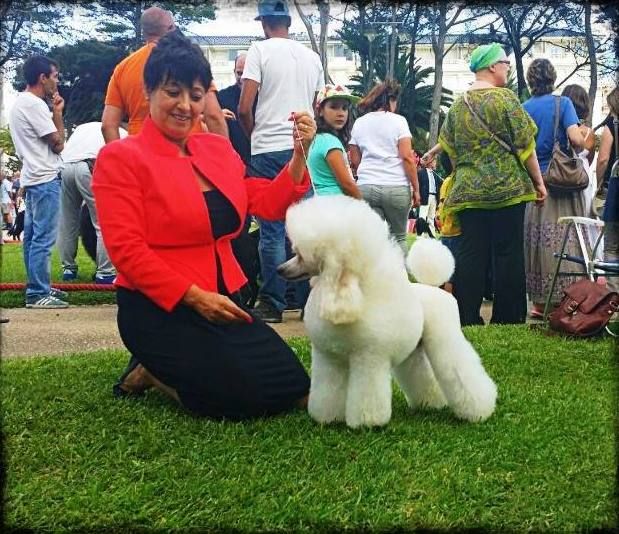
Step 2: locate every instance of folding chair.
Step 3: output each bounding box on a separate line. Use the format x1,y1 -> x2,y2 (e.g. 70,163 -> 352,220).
543,216 -> 619,336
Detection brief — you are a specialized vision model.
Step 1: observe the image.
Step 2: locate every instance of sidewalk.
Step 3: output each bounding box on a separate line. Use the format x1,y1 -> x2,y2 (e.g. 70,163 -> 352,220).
0,306 -> 307,359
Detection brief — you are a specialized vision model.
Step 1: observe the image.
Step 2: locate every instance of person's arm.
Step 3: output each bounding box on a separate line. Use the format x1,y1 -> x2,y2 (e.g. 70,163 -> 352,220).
421,143 -> 442,164
325,149 -> 362,199
348,144 -> 361,174
202,89 -> 228,138
42,92 -> 65,154
238,79 -> 259,138
583,127 -> 596,166
398,137 -> 421,207
101,104 -> 123,144
595,125 -> 613,191
566,124 -> 584,152
524,151 -> 547,205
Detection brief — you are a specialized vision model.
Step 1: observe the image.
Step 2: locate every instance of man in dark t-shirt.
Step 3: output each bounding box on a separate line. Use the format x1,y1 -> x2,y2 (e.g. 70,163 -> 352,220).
217,53 -> 252,165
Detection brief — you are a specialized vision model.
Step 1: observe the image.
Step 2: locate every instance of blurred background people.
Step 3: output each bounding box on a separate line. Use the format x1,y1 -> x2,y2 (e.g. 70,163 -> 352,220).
523,58 -> 585,318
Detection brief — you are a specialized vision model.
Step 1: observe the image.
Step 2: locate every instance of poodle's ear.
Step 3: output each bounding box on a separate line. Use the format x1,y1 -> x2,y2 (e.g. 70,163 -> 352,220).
319,256 -> 363,325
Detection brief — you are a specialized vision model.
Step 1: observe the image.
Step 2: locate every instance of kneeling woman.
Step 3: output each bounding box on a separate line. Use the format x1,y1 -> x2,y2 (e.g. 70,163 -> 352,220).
93,31 -> 314,420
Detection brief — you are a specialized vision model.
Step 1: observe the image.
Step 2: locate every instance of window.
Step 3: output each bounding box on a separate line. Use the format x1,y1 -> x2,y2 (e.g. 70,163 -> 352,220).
333,44 -> 353,60
228,49 -> 240,61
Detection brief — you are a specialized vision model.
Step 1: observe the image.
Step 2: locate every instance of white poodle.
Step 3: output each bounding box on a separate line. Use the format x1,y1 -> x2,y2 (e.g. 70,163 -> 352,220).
278,195 -> 497,429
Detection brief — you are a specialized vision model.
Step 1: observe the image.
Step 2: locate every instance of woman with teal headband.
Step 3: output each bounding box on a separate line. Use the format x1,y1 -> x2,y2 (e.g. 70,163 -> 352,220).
434,42 -> 547,326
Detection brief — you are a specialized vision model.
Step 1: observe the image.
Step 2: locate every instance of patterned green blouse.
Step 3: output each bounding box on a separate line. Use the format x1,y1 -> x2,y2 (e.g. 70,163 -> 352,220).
438,87 -> 538,214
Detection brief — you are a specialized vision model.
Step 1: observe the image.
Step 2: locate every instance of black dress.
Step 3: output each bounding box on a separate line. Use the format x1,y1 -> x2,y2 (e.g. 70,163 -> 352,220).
116,190 -> 310,419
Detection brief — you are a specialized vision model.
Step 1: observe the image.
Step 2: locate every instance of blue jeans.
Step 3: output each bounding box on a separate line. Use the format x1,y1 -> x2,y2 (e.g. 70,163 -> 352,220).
23,177 -> 62,301
248,150 -> 311,312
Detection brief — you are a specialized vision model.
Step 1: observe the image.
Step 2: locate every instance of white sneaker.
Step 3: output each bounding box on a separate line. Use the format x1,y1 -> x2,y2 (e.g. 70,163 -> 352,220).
26,295 -> 69,309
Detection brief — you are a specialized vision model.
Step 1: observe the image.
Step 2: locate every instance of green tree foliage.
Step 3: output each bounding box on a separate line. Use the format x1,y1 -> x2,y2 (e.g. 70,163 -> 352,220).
0,126 -> 21,173
0,1 -> 82,69
49,40 -> 130,131
81,1 -> 217,50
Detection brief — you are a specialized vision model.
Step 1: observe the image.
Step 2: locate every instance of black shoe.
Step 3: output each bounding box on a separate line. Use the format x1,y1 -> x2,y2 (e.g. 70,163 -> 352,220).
253,301 -> 283,323
112,355 -> 145,398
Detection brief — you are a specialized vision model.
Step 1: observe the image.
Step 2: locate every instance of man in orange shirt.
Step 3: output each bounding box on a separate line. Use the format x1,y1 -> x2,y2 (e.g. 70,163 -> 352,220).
101,6 -> 227,142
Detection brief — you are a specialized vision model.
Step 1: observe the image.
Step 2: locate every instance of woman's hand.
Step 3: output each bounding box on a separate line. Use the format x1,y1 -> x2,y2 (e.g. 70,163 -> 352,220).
222,108 -> 236,120
412,189 -> 421,208
534,181 -> 547,206
182,285 -> 252,324
289,111 -> 316,156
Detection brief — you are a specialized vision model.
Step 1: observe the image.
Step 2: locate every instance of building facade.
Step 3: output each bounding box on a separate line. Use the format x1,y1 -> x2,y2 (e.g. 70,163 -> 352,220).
192,31 -> 612,127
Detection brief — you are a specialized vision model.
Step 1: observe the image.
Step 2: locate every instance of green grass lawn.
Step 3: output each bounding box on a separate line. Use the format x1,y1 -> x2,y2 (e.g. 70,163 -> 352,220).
1,242 -> 116,307
3,327 -> 616,531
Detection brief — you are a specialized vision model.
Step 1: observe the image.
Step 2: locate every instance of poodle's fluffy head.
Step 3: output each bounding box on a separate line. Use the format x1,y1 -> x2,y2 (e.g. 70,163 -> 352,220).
278,195 -> 404,325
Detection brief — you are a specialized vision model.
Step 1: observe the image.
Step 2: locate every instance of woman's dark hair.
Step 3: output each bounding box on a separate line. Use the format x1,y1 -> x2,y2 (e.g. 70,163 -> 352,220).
561,84 -> 590,121
357,79 -> 401,114
23,55 -> 58,86
607,86 -> 619,117
144,30 -> 213,93
315,98 -> 353,146
526,58 -> 556,96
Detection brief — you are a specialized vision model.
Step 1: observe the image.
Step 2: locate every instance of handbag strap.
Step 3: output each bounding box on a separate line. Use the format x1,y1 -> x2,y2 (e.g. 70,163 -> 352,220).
553,95 -> 561,145
613,116 -> 618,161
463,91 -> 524,167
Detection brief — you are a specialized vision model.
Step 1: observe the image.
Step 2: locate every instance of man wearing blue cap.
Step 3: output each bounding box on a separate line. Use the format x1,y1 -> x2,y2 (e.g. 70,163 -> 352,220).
239,0 -> 324,323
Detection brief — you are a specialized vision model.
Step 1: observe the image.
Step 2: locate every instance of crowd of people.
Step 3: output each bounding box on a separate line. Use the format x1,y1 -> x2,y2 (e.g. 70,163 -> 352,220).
4,0 -> 618,420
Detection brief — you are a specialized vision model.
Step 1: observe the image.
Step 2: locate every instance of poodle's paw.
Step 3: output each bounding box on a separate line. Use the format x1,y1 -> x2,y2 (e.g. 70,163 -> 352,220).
452,376 -> 498,423
345,403 -> 392,429
308,395 -> 345,425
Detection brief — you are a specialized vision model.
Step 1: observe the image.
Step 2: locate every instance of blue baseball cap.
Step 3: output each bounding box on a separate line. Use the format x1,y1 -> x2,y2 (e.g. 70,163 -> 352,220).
255,0 -> 290,20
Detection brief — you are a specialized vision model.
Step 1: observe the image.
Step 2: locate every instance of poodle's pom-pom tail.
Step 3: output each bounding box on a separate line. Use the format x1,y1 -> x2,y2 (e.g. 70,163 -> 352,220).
406,238 -> 455,286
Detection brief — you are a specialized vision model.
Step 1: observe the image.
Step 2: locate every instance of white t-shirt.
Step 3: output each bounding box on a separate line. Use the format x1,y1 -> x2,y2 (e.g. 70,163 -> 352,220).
350,111 -> 413,186
8,92 -> 62,187
242,37 -> 324,155
61,122 -> 128,164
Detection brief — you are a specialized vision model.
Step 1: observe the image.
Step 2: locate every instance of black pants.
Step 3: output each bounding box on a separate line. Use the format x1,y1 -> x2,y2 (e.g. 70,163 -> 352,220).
116,288 -> 310,420
453,203 -> 527,326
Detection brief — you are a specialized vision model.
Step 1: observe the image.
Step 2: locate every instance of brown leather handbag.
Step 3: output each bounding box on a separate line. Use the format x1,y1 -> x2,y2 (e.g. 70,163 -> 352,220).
544,96 -> 589,194
548,279 -> 619,337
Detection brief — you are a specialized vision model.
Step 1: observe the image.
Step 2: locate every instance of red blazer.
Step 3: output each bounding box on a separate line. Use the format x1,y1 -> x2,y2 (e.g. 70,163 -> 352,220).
93,117 -> 310,312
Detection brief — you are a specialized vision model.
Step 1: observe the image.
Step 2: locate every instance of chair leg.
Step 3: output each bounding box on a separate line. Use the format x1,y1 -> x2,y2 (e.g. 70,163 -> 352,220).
543,222 -> 572,320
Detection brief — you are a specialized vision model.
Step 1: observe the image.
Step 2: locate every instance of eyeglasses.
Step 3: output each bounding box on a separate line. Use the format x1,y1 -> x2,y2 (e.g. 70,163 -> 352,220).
495,60 -> 511,66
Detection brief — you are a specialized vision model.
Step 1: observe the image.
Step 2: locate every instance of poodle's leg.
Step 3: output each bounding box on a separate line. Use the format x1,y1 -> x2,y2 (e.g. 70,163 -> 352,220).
307,347 -> 348,424
345,354 -> 392,428
417,288 -> 497,422
393,345 -> 447,410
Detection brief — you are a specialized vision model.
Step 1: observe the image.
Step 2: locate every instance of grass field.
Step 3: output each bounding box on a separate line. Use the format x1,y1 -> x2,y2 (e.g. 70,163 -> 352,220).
3,327 -> 616,531
0,242 -> 116,307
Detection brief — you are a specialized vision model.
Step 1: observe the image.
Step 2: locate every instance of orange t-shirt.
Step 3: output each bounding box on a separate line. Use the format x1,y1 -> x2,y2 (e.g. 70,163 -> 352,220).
105,43 -> 155,136
105,42 -> 218,136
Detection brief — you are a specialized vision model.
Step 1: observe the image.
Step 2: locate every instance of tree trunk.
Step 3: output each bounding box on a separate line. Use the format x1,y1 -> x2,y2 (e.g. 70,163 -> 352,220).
584,2 -> 597,126
513,41 -> 527,101
294,0 -> 331,84
387,4 -> 397,79
408,6 -> 421,76
318,0 -> 331,84
293,0 -> 319,53
428,5 -> 447,146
